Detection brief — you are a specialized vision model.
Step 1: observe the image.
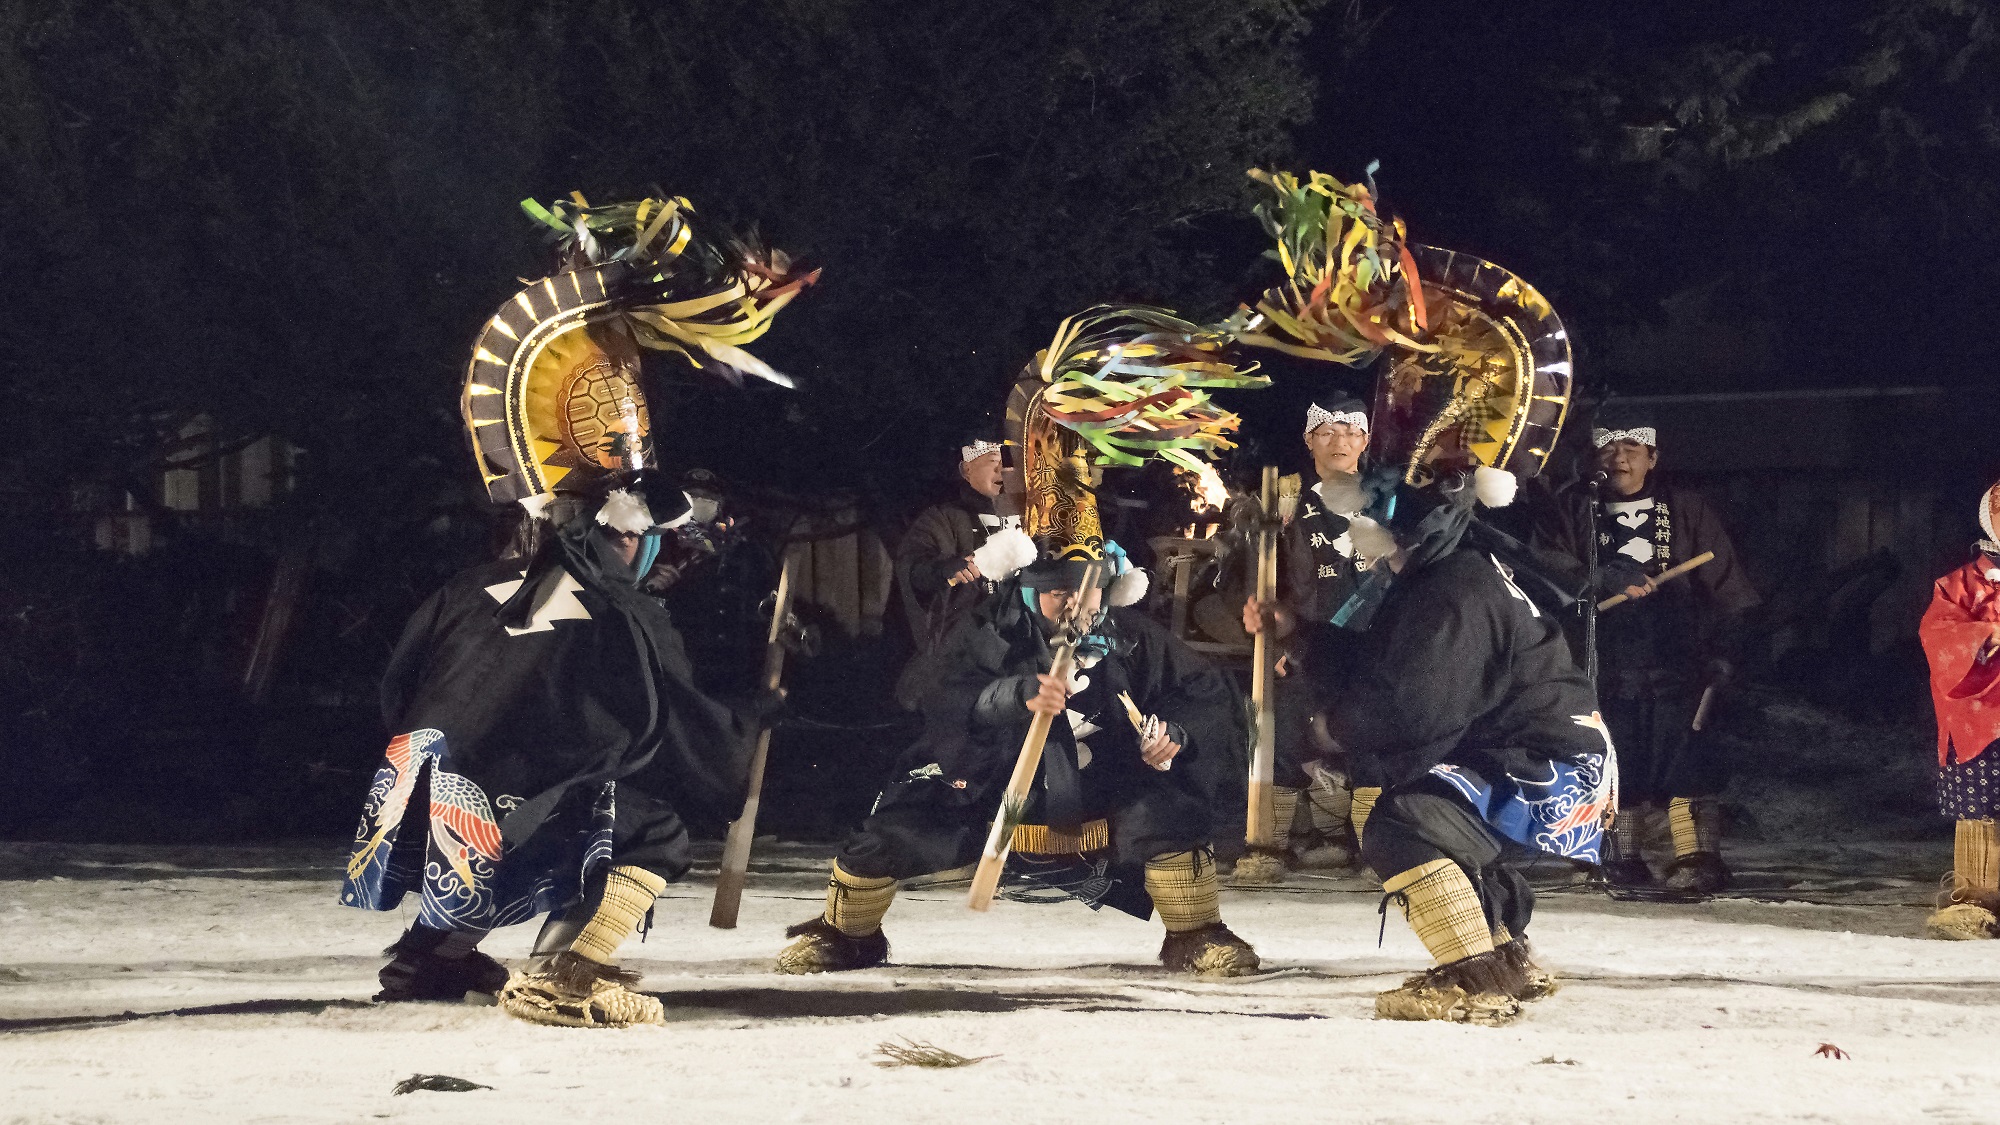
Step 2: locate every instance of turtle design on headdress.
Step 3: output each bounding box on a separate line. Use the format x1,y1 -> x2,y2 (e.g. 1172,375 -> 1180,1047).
461,192 -> 818,511
1232,168 -> 1573,492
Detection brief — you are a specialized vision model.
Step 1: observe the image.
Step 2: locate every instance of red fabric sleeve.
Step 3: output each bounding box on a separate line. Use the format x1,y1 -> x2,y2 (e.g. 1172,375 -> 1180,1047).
1920,564 -> 2000,765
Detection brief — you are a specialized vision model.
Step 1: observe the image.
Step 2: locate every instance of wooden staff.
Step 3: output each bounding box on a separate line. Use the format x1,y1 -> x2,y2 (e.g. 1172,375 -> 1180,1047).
1245,466 -> 1281,850
708,552 -> 800,929
1597,551 -> 1715,611
1691,684 -> 1718,732
967,561 -> 1103,912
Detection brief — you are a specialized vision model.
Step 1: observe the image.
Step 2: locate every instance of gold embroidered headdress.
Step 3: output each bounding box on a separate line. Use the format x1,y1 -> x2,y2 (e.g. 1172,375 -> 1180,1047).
1234,168 -> 1572,487
461,193 -> 817,507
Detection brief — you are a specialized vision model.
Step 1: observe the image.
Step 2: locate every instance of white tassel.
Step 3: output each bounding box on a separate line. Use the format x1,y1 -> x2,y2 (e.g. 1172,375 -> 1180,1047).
1346,515 -> 1398,563
1473,466 -> 1518,509
519,493 -> 555,521
595,488 -> 656,534
1107,567 -> 1149,607
971,527 -> 1038,582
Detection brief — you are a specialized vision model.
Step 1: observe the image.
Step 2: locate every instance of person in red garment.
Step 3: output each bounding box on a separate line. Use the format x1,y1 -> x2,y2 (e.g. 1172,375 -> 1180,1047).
1918,478 -> 2000,940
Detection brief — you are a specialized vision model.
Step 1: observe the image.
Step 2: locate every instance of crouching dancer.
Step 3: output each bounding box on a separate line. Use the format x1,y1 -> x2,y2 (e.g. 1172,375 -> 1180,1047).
780,305 -> 1269,977
342,482 -> 755,1027
1248,469 -> 1613,1023
339,192 -> 808,1027
779,534 -> 1259,976
1230,174 -> 1608,1023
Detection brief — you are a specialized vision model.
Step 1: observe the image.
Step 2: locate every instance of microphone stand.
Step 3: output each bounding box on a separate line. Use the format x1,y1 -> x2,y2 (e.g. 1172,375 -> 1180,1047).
1584,471 -> 1604,686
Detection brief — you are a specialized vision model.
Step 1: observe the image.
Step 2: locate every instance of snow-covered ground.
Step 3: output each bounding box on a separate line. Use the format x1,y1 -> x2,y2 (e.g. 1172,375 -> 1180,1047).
3,838 -> 1994,1125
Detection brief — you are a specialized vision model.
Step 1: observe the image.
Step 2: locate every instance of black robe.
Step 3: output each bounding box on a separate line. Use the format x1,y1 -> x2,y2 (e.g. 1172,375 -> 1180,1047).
838,585 -> 1247,915
340,535 -> 753,932
1308,526 -> 1614,940
1321,547 -> 1606,794
1270,481 -> 1370,786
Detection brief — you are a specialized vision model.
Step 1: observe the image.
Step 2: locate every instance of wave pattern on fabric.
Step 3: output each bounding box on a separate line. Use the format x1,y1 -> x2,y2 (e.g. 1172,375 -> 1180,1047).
339,730 -> 615,930
1429,748 -> 1616,864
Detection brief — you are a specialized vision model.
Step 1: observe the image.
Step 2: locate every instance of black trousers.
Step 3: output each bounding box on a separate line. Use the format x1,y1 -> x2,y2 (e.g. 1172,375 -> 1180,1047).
608,783 -> 692,883
1601,687 -> 1722,804
837,769 -> 1211,881
1359,776 -> 1534,940
1272,668 -> 1319,790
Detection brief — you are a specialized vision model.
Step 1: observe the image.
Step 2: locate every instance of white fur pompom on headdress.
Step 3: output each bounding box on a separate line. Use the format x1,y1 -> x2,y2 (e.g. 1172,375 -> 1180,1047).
1473,465 -> 1518,509
972,527 -> 1038,583
1346,514 -> 1398,564
1107,566 -> 1150,607
519,493 -> 555,521
594,488 -> 656,534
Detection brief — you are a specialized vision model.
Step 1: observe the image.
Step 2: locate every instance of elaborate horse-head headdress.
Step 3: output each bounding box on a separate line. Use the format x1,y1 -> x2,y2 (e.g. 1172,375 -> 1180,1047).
461,192 -> 817,522
1233,168 -> 1573,495
981,305 -> 1266,602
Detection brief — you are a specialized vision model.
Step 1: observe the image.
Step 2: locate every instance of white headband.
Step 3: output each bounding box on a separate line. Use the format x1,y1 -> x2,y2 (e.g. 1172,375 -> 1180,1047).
960,440 -> 1003,463
1593,427 -> 1657,449
1305,404 -> 1368,436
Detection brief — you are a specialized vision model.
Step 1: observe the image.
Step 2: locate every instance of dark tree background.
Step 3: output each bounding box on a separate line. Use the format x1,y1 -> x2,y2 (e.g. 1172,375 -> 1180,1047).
1,0 -> 1992,840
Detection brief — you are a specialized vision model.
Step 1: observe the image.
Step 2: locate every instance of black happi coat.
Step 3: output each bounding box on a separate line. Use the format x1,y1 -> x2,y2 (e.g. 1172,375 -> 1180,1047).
842,586 -> 1247,886
356,534 -> 754,923
1280,484 -> 1366,627
1319,547 -> 1604,792
1278,481 -> 1371,686
1533,479 -> 1760,687
893,484 -> 1003,706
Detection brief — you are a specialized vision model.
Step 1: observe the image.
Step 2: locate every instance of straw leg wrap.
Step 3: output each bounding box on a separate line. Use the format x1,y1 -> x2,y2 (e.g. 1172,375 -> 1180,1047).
1956,818 -> 2000,898
571,865 -> 667,965
1271,786 -> 1301,844
1383,859 -> 1496,967
1667,797 -> 1721,858
1350,786 -> 1380,846
825,861 -> 898,937
1303,772 -> 1352,837
1145,850 -> 1222,932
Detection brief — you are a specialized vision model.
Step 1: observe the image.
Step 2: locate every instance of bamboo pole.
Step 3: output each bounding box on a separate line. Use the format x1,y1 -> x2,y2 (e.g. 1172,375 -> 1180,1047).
1597,551 -> 1715,611
708,553 -> 799,929
1245,466 -> 1280,850
967,561 -> 1102,912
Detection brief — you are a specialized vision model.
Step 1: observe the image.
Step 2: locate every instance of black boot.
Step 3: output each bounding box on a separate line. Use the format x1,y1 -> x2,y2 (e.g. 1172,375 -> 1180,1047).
376,926 -> 510,1002
1663,851 -> 1730,894
1600,856 -> 1655,888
